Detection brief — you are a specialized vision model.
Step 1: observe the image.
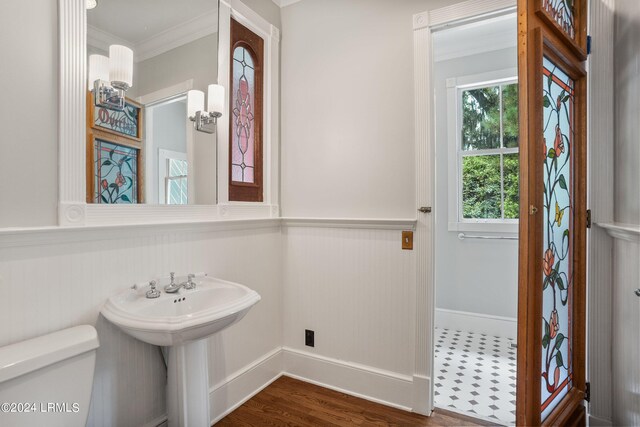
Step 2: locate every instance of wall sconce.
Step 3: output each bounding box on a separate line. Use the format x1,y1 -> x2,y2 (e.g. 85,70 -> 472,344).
188,84 -> 225,134
88,45 -> 133,111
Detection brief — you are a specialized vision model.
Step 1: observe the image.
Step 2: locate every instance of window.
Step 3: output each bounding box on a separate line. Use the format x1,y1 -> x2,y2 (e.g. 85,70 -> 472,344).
229,18 -> 264,202
158,149 -> 188,205
447,70 -> 519,232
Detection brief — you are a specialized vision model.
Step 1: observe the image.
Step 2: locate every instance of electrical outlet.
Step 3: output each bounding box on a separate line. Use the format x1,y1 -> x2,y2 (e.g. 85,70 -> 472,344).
402,230 -> 413,250
305,329 -> 314,347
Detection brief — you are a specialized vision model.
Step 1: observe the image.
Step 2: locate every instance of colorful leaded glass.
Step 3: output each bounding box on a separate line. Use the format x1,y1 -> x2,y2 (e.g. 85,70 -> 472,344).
231,46 -> 256,183
94,139 -> 138,204
541,0 -> 575,40
93,102 -> 140,138
541,56 -> 574,420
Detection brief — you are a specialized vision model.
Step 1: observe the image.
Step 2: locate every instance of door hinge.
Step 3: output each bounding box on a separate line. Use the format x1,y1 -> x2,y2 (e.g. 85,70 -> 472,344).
587,35 -> 592,55
585,382 -> 591,402
586,209 -> 592,228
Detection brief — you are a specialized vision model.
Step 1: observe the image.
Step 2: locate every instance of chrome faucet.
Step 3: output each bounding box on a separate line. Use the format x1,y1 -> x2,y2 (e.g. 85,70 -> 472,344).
164,272 -> 183,293
164,272 -> 197,293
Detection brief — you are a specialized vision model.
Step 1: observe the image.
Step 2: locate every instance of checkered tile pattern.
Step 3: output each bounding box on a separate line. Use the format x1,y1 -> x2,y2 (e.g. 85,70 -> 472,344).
434,327 -> 516,425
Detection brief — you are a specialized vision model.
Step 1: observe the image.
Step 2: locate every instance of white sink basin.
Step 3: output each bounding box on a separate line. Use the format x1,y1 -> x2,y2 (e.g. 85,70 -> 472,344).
101,274 -> 260,427
101,275 -> 261,346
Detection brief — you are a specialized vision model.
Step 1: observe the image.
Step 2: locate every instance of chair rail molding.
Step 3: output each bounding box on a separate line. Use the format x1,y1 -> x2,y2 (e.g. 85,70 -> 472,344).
598,223 -> 640,243
412,0 -> 516,416
58,0 -> 280,228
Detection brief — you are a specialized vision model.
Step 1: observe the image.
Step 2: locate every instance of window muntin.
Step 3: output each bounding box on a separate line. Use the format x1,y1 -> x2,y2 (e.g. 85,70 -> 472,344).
165,158 -> 188,205
458,81 -> 519,222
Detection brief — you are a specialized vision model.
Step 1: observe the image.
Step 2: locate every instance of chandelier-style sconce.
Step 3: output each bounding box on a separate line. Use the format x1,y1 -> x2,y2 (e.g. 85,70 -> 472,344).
88,45 -> 134,111
188,84 -> 225,134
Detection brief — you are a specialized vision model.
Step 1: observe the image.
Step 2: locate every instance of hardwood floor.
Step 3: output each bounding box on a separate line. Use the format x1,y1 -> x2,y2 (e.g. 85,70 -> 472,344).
216,376 -> 498,426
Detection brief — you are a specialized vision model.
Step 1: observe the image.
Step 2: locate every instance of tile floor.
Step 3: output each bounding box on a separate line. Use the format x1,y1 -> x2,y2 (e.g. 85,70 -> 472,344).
434,327 -> 517,426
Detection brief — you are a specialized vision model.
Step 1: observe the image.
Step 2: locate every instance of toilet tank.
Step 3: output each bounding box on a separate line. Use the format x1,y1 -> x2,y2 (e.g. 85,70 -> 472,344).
0,325 -> 99,427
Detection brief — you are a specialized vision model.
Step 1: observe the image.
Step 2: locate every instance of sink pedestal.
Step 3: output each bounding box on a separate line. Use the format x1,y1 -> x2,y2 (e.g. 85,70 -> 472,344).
166,339 -> 210,427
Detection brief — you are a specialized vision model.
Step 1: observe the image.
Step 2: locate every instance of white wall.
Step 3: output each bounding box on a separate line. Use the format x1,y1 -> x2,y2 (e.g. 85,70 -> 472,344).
611,1 -> 640,424
0,223 -> 282,427
280,0 -> 457,219
433,48 -> 519,320
0,0 -> 58,227
148,101 -> 187,205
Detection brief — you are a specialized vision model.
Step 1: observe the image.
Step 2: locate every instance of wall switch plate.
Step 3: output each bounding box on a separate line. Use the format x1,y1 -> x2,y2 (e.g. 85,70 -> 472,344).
402,231 -> 413,250
305,329 -> 314,347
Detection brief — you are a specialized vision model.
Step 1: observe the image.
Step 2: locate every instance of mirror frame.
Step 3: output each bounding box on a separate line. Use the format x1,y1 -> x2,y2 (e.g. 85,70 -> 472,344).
58,0 -> 280,226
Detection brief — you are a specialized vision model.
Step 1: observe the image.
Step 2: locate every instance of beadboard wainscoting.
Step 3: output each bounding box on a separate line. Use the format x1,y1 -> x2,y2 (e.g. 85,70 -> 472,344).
0,221 -> 283,427
281,222 -> 421,410
603,223 -> 640,426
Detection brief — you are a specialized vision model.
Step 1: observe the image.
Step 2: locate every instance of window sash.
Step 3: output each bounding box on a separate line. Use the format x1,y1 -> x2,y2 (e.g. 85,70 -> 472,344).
457,80 -> 519,223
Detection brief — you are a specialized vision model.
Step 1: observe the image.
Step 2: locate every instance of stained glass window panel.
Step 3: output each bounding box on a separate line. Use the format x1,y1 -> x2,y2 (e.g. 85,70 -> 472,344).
461,86 -> 501,150
462,155 -> 502,219
94,139 -> 138,204
541,56 -> 574,421
93,102 -> 140,138
231,46 -> 256,184
541,0 -> 575,40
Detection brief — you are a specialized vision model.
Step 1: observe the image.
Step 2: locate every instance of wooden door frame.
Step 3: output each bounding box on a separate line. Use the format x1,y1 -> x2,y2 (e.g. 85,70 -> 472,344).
516,0 -> 588,425
412,0 -> 518,416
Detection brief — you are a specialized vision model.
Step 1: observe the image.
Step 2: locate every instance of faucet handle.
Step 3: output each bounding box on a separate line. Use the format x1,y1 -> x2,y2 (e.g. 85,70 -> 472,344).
169,272 -> 176,285
185,273 -> 196,290
146,280 -> 161,299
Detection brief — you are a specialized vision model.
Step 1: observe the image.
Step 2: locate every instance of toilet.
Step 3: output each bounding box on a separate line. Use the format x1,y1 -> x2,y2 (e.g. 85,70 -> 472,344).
0,325 -> 99,427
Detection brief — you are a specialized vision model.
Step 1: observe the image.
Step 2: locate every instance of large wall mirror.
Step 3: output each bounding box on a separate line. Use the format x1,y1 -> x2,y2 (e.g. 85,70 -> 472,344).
86,0 -> 219,205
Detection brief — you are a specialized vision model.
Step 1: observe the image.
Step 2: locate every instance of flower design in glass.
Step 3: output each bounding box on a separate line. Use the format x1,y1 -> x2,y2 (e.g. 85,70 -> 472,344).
540,56 -> 574,421
231,46 -> 256,183
542,0 -> 575,40
94,139 -> 138,204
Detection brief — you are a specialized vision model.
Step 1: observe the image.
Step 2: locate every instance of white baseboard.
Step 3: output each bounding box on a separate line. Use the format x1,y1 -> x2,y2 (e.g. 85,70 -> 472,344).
209,347 -> 283,425
145,347 -> 430,426
435,308 -> 517,340
282,346 -> 422,412
141,414 -> 167,427
588,413 -> 613,426
412,374 -> 431,415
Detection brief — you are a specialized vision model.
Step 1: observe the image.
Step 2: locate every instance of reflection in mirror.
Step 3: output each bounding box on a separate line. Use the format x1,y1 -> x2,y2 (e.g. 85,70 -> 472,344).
86,0 -> 219,205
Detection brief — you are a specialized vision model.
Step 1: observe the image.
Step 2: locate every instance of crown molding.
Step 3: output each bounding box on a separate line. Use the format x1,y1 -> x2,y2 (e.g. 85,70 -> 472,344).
271,0 -> 302,8
87,9 -> 219,63
135,9 -> 218,62
87,25 -> 131,53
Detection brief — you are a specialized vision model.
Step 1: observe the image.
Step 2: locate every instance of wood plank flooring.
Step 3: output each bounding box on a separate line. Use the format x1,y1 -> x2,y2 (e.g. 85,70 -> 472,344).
217,376 -> 498,426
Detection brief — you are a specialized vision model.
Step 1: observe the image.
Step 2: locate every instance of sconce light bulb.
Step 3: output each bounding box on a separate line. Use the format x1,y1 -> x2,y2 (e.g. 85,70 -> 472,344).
88,54 -> 109,90
207,84 -> 225,116
109,45 -> 134,89
86,0 -> 97,10
187,90 -> 205,118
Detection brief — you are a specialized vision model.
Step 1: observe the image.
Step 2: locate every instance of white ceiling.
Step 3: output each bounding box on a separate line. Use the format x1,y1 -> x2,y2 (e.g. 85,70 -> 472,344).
432,13 -> 517,62
87,0 -> 218,62
87,0 -> 218,44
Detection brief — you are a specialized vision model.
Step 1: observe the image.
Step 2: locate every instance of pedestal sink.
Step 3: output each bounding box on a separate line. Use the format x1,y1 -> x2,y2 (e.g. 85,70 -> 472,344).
101,274 -> 261,427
